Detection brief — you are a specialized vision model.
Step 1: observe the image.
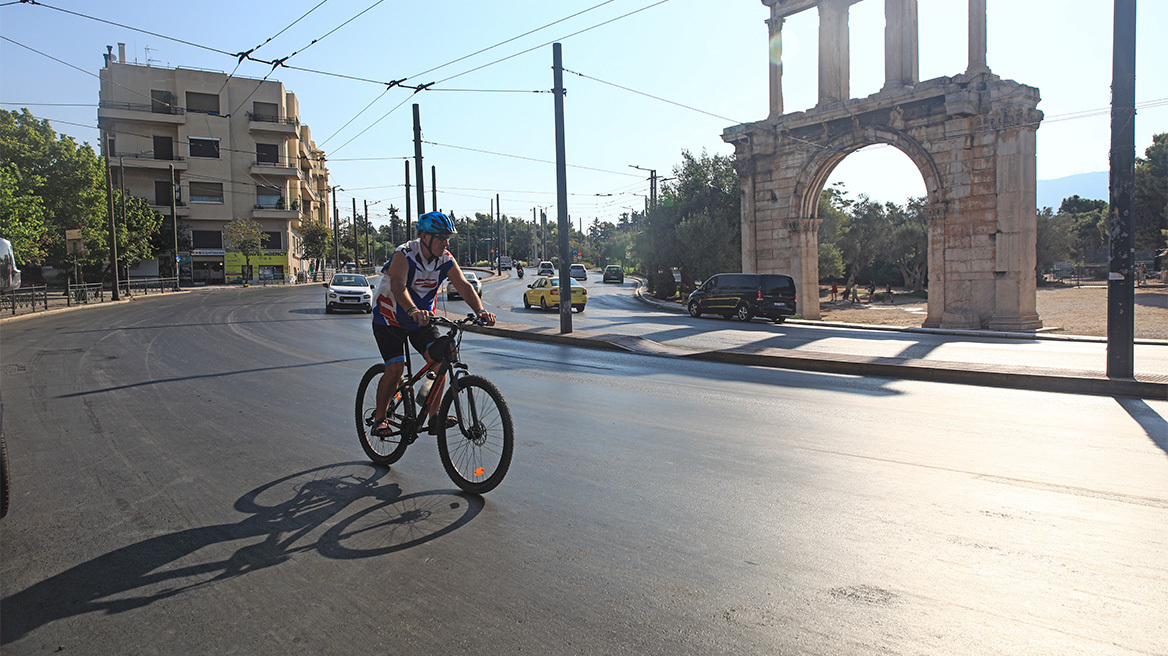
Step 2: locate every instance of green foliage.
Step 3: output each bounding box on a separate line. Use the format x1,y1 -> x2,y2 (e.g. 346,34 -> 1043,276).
300,220 -> 332,265
0,109 -> 105,269
1035,207 -> 1074,279
818,242 -> 844,280
639,150 -> 739,291
222,217 -> 268,267
1134,132 -> 1167,251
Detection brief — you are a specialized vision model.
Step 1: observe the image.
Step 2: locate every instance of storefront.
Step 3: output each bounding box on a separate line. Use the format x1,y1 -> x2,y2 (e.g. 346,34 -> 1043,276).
225,251 -> 288,283
190,249 -> 226,284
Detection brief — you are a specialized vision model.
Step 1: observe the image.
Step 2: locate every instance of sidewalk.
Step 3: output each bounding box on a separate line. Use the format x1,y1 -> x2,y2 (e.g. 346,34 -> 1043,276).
457,276 -> 1166,400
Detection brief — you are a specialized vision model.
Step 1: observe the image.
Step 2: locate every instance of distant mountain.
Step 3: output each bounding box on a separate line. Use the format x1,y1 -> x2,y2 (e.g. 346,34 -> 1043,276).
1036,171 -> 1108,211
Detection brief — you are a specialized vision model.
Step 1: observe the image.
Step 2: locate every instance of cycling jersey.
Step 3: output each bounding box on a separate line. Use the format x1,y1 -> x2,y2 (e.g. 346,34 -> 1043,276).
373,239 -> 455,330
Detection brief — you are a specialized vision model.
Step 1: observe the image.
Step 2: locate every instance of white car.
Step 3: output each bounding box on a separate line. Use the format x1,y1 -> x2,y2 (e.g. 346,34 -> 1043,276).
447,271 -> 483,301
324,273 -> 374,313
537,261 -> 554,276
569,263 -> 587,281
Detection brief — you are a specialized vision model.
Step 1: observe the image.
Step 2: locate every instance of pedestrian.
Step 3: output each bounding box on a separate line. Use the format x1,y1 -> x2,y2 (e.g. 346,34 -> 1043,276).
867,281 -> 876,302
885,283 -> 894,303
850,285 -> 859,303
830,280 -> 838,301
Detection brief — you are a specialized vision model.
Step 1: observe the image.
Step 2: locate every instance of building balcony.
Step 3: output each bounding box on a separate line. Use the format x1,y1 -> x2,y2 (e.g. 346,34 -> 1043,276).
252,207 -> 299,221
99,101 -> 186,125
150,203 -> 191,217
250,160 -> 298,177
247,112 -> 298,135
110,154 -> 189,171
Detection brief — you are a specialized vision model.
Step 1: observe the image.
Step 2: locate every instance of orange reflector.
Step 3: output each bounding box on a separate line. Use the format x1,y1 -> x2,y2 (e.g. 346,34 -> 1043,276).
474,467 -> 485,476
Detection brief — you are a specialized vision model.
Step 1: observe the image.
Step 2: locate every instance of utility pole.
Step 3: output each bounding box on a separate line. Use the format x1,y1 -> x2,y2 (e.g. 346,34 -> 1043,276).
495,194 -> 502,275
351,197 -> 358,266
331,186 -> 341,272
553,43 -> 572,333
404,161 -> 412,241
104,143 -> 120,301
629,165 -> 657,208
170,164 -> 179,289
431,165 -> 437,213
364,199 -> 370,266
1107,0 -> 1136,378
119,158 -> 127,293
412,104 -> 426,216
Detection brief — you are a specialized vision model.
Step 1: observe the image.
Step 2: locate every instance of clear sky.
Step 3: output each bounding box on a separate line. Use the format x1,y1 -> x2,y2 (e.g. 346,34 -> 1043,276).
2,0 -> 1165,229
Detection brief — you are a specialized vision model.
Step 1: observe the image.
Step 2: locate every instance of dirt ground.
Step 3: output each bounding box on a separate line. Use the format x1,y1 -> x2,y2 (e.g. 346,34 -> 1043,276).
817,283 -> 1168,340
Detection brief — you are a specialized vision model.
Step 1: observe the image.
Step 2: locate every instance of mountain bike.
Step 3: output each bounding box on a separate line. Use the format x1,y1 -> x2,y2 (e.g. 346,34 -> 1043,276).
355,314 -> 514,495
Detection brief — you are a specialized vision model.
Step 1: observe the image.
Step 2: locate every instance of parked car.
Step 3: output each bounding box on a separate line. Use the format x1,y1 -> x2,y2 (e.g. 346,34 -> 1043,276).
447,271 -> 482,301
687,273 -> 797,323
523,277 -> 587,312
324,273 -> 374,313
569,264 -> 587,281
602,265 -> 624,283
537,261 -> 555,276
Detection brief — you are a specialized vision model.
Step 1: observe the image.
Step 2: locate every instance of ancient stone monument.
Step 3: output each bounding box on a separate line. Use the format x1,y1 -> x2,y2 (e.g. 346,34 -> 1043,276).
723,0 -> 1043,330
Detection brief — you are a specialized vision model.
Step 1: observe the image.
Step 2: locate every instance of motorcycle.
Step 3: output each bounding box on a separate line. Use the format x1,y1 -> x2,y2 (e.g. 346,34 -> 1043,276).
516,267 -> 525,279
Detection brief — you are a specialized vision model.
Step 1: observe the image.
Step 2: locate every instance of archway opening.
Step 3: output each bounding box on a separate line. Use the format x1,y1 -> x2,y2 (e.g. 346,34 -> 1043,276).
815,144 -> 930,310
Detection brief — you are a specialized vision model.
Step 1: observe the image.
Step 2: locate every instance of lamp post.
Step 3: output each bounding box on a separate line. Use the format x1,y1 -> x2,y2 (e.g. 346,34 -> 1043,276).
629,164 -> 657,209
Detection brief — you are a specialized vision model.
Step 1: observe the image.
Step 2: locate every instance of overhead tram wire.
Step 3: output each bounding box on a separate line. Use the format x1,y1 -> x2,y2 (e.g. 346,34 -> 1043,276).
564,68 -> 745,124
431,0 -> 676,87
407,0 -> 619,80
422,140 -> 643,178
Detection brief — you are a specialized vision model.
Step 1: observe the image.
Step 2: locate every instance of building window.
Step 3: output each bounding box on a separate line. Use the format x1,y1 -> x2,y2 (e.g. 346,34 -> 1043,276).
189,137 -> 219,159
190,182 -> 223,203
153,135 -> 174,161
252,101 -> 279,122
191,230 -> 222,249
264,232 -> 283,249
107,135 -> 116,157
256,185 -> 281,208
151,90 -> 177,114
256,143 -> 279,164
154,180 -> 174,206
186,91 -> 220,115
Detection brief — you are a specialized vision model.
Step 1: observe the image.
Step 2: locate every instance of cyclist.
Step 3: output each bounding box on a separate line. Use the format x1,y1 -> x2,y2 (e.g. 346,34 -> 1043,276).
371,211 -> 496,436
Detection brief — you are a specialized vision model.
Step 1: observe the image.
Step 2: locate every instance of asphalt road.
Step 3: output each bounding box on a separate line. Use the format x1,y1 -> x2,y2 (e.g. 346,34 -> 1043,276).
1,281 -> 1166,655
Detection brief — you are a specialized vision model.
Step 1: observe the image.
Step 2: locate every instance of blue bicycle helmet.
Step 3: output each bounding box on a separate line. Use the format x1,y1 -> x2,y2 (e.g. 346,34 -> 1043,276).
417,211 -> 457,235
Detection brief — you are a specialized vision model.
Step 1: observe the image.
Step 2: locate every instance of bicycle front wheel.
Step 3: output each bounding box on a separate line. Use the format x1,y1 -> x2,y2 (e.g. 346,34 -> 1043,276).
356,364 -> 409,466
437,375 -> 514,494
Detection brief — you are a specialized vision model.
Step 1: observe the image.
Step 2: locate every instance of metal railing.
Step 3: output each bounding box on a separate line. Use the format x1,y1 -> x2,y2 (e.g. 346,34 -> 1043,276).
120,277 -> 180,296
1,286 -> 49,315
67,282 -> 105,306
99,100 -> 185,115
246,112 -> 299,125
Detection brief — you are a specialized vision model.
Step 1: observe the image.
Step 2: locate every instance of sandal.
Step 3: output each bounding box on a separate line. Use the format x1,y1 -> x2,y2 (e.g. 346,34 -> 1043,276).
372,418 -> 396,437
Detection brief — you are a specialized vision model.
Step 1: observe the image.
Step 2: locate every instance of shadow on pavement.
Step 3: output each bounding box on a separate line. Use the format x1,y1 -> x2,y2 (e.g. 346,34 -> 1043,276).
0,462 -> 482,645
1116,398 -> 1168,456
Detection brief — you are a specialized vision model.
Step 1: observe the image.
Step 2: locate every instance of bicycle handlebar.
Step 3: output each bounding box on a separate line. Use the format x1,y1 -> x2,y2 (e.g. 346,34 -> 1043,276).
429,313 -> 487,329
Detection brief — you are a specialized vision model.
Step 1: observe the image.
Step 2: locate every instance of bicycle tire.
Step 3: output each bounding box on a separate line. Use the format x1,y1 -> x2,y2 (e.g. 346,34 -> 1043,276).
355,364 -> 409,465
436,375 -> 514,495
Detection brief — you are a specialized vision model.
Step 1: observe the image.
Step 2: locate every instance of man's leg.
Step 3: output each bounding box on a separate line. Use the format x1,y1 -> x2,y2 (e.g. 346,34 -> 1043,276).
374,361 -> 405,424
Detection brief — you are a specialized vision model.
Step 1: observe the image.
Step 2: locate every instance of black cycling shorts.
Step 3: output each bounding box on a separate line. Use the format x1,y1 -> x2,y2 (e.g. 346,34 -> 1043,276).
373,322 -> 441,365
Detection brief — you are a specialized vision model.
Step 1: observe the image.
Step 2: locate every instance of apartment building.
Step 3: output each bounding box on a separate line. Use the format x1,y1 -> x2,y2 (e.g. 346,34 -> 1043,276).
97,45 -> 330,284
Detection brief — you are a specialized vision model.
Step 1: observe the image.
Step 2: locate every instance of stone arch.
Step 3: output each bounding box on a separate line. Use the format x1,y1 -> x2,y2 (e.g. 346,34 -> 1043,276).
792,126 -> 943,221
722,0 -> 1043,331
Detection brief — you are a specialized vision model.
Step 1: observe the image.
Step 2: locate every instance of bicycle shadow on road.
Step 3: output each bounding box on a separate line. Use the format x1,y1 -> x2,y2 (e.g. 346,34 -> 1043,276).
0,462 -> 483,645
1116,398 -> 1168,457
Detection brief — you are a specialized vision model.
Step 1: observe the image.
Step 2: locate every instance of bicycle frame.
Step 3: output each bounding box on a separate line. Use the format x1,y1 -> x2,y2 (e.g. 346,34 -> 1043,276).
391,316 -> 475,444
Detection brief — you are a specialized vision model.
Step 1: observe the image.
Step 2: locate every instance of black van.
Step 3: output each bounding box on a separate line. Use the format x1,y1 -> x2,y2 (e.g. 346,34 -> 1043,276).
687,273 -> 797,323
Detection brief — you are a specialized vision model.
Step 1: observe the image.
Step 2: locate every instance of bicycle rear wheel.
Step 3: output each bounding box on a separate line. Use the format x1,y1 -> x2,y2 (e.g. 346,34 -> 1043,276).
356,364 -> 409,465
437,375 -> 514,494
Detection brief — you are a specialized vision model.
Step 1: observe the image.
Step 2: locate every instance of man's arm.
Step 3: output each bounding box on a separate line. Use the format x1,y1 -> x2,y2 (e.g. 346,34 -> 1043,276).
387,250 -> 428,324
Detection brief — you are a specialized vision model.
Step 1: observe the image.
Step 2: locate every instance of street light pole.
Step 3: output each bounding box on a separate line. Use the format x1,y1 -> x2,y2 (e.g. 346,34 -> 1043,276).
629,164 -> 657,208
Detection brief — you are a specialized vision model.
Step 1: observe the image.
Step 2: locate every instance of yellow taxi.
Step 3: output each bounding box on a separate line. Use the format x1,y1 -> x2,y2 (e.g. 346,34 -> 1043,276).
523,277 -> 587,313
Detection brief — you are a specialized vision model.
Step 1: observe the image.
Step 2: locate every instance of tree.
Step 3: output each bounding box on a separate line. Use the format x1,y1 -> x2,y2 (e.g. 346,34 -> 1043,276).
1035,207 -> 1074,280
1057,196 -> 1108,263
639,150 -> 740,294
886,198 -> 928,291
1133,132 -> 1167,251
222,217 -> 268,284
300,220 -> 331,274
0,109 -> 105,271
